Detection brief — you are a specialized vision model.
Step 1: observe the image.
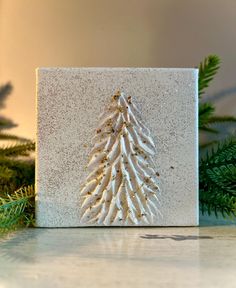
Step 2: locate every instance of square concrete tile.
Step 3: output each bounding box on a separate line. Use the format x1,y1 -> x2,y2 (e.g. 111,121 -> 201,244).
36,68 -> 198,227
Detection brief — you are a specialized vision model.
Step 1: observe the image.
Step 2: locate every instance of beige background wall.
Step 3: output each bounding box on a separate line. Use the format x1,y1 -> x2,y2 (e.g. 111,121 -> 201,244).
0,0 -> 235,138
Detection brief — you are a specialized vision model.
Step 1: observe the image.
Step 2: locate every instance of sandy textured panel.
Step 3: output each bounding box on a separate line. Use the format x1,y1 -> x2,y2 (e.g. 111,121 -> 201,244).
36,68 -> 198,227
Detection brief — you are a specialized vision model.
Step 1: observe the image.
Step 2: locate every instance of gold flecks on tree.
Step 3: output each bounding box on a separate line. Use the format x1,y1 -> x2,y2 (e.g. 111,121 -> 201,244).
80,91 -> 161,225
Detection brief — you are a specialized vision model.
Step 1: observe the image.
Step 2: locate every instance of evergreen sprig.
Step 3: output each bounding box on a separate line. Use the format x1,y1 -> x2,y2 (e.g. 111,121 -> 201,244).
0,142 -> 35,157
0,133 -> 29,141
198,55 -> 236,133
199,102 -> 218,133
0,82 -> 35,230
199,55 -> 236,218
200,138 -> 236,217
199,55 -> 220,96
200,189 -> 236,218
0,157 -> 35,197
0,185 -> 35,229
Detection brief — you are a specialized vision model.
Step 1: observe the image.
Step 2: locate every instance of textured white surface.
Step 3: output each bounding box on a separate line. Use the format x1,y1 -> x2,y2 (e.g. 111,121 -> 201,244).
36,68 -> 198,227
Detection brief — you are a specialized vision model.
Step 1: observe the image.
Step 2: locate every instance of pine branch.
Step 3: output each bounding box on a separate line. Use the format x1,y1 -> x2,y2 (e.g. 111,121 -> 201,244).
200,188 -> 236,217
0,158 -> 35,197
206,165 -> 236,195
0,83 -> 12,108
207,116 -> 236,124
0,166 -> 15,181
199,55 -> 220,97
0,185 -> 35,229
199,126 -> 219,134
199,102 -> 215,127
200,137 -> 236,217
0,133 -> 30,141
0,117 -> 17,130
0,142 -> 35,157
207,138 -> 236,165
199,101 -> 236,133
200,138 -> 236,177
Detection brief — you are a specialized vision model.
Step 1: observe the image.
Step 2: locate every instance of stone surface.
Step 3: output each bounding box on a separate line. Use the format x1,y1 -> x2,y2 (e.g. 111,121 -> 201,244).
0,224 -> 236,288
36,68 -> 198,227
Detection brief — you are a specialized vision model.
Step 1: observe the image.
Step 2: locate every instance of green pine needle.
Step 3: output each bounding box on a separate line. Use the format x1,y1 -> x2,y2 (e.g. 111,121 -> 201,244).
199,102 -> 215,124
0,82 -> 36,230
207,138 -> 236,165
199,126 -> 219,134
0,142 -> 35,157
200,137 -> 236,217
200,188 -> 236,218
198,56 -> 236,135
0,157 -> 35,196
206,165 -> 236,195
199,105 -> 236,133
0,133 -> 30,141
0,166 -> 15,181
0,185 -> 35,229
199,55 -> 220,97
207,115 -> 236,124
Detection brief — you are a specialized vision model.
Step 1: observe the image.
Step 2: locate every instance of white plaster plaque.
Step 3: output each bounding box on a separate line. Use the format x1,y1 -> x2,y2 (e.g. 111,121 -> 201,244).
36,68 -> 198,227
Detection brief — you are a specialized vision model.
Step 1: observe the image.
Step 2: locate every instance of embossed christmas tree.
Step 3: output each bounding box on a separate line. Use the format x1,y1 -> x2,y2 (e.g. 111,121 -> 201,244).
80,91 -> 161,225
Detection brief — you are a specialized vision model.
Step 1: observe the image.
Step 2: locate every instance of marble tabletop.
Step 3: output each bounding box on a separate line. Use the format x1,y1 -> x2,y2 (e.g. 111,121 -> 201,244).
0,216 -> 235,288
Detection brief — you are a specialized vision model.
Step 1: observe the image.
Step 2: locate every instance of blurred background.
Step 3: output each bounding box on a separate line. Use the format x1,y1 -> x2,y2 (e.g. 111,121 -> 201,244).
0,0 -> 235,139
